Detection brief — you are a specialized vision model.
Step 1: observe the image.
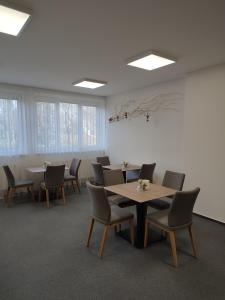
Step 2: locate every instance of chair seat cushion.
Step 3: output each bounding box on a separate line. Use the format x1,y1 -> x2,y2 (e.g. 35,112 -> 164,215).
64,175 -> 76,181
110,206 -> 134,224
15,180 -> 33,188
147,209 -> 192,230
107,194 -> 135,208
148,197 -> 171,210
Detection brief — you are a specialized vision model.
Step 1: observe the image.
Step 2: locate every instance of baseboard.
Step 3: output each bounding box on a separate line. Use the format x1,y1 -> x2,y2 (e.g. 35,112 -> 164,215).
194,213 -> 225,225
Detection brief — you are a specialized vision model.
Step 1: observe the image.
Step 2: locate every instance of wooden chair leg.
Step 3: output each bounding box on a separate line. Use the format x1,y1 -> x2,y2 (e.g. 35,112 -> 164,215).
99,225 -> 109,259
7,187 -> 15,207
38,189 -> 42,202
86,218 -> 95,247
61,186 -> 66,205
188,225 -> 198,257
129,219 -> 135,246
30,185 -> 35,202
168,231 -> 178,267
76,179 -> 81,193
71,181 -> 76,192
144,220 -> 149,248
4,187 -> 10,205
45,189 -> 50,208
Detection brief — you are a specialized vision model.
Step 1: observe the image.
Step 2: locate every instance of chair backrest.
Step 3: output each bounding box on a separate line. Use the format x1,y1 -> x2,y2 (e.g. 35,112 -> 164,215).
45,165 -> 65,188
92,163 -> 104,186
103,169 -> 124,186
168,187 -> 200,227
162,170 -> 185,191
69,158 -> 81,177
86,181 -> 111,223
3,165 -> 15,187
96,156 -> 110,166
139,163 -> 156,183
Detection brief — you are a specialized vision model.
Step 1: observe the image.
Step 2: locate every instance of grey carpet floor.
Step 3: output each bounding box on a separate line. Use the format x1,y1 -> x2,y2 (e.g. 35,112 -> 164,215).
0,187 -> 224,300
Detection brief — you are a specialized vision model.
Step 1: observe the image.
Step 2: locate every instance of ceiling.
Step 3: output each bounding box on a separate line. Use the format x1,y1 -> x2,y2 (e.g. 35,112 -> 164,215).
0,0 -> 225,96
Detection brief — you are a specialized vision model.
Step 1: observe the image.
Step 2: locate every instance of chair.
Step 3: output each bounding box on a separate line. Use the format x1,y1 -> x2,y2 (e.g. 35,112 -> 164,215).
96,156 -> 110,166
144,187 -> 200,267
39,165 -> 66,208
92,163 -> 104,186
86,181 -> 134,258
3,165 -> 34,206
148,170 -> 185,210
64,158 -> 81,193
139,163 -> 156,182
103,169 -> 135,208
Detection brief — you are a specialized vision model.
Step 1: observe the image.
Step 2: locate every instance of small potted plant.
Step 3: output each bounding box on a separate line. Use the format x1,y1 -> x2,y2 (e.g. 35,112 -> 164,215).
43,161 -> 51,169
123,161 -> 129,168
137,179 -> 150,191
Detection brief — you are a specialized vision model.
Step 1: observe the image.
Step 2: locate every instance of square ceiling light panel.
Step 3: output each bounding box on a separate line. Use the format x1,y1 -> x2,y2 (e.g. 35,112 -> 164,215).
73,79 -> 107,89
0,4 -> 31,36
127,52 -> 176,71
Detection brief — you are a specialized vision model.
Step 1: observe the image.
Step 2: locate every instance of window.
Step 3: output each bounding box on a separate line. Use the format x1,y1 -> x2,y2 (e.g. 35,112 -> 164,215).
0,98 -> 24,155
59,103 -> 78,151
33,101 -> 103,154
36,102 -> 57,153
82,106 -> 96,146
0,94 -> 105,156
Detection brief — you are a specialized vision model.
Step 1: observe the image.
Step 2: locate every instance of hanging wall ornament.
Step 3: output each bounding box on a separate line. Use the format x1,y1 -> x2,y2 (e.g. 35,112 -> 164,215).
108,92 -> 183,123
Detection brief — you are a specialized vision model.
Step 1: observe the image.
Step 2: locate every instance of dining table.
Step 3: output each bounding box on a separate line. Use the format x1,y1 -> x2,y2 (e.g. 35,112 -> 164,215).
27,166 -> 69,173
103,164 -> 141,182
104,181 -> 176,248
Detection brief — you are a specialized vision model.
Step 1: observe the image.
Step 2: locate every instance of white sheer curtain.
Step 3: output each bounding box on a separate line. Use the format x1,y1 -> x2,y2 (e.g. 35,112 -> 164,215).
0,94 -> 105,156
59,103 -> 78,152
0,97 -> 27,155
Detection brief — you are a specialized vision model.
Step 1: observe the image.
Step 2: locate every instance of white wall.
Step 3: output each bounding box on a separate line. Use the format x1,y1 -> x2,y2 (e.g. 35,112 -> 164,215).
106,64 -> 225,223
183,65 -> 225,223
106,79 -> 185,183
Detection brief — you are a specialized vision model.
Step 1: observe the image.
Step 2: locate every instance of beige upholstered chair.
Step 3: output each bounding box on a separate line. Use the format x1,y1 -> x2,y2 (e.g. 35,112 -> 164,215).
103,169 -> 135,208
144,187 -> 200,267
3,165 -> 34,206
64,158 -> 81,193
39,165 -> 66,208
96,156 -> 110,166
139,163 -> 156,182
148,170 -> 185,210
86,181 -> 134,258
91,162 -> 104,186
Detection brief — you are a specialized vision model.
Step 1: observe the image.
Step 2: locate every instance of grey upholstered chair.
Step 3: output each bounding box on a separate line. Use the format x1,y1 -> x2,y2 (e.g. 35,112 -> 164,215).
96,156 -> 110,166
39,165 -> 66,208
92,162 -> 104,186
148,170 -> 185,210
103,169 -> 135,208
86,181 -> 134,258
3,165 -> 34,206
139,163 -> 156,182
144,187 -> 200,267
64,158 -> 81,193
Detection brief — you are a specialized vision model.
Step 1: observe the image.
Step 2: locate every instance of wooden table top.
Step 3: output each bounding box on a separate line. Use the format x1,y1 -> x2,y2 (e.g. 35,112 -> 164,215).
104,181 -> 176,203
27,166 -> 69,173
104,164 -> 141,172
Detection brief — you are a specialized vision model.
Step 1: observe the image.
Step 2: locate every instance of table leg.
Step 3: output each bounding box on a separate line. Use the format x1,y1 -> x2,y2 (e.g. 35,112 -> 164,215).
135,203 -> 147,248
122,170 -> 127,182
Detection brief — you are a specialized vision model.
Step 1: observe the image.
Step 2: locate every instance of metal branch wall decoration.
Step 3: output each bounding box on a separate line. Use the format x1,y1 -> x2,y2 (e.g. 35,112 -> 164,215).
108,92 -> 183,123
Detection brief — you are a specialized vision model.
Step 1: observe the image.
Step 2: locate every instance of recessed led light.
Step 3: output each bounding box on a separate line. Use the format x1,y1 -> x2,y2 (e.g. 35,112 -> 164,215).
127,52 -> 175,71
0,4 -> 31,36
73,79 -> 107,89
